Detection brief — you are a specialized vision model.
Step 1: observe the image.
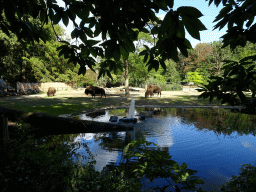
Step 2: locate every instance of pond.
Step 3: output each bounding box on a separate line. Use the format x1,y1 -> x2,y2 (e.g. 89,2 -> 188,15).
71,107 -> 256,192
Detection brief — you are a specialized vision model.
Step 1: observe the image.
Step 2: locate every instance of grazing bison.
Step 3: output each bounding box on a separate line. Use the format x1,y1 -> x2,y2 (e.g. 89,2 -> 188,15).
47,87 -> 56,96
85,86 -> 106,98
145,89 -> 154,98
145,85 -> 162,98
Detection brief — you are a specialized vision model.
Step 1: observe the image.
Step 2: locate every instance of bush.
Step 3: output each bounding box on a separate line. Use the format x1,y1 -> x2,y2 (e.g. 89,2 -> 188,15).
159,83 -> 182,91
221,163 -> 256,191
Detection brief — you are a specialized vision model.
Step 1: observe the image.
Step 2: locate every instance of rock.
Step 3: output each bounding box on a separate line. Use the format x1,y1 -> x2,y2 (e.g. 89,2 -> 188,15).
109,116 -> 118,122
119,117 -> 137,123
140,111 -> 153,117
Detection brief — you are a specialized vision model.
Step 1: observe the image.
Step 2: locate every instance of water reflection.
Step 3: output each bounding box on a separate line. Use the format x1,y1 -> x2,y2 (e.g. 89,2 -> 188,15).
71,108 -> 256,191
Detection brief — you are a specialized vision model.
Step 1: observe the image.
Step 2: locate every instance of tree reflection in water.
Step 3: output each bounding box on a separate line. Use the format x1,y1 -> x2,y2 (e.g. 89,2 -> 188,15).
175,108 -> 256,136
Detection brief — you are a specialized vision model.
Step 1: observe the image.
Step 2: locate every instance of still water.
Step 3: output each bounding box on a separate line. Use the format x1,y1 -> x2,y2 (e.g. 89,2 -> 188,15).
73,108 -> 256,191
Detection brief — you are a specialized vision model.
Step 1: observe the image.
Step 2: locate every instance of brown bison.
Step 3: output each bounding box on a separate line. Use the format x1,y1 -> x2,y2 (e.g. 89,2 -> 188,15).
145,85 -> 162,98
47,87 -> 56,96
145,89 -> 154,98
85,86 -> 106,98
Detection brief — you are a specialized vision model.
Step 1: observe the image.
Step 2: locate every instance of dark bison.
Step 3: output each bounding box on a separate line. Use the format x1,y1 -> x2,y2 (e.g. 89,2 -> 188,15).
145,89 -> 154,98
103,81 -> 123,88
145,85 -> 162,98
85,86 -> 106,98
47,87 -> 56,96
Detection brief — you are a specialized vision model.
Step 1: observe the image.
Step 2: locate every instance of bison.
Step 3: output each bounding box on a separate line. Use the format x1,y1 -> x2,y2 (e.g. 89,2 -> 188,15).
145,85 -> 162,98
104,81 -> 123,88
85,86 -> 106,98
145,89 -> 154,98
47,87 -> 56,96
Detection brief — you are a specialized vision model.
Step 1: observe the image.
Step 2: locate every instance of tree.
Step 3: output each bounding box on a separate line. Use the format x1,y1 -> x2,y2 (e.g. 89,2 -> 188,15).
0,19 -> 84,84
207,40 -> 232,76
0,0 -> 207,79
186,71 -> 203,85
198,0 -> 256,110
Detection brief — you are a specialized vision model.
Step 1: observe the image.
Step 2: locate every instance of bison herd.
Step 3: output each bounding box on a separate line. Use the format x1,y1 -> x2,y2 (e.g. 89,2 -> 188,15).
47,84 -> 162,98
84,84 -> 161,98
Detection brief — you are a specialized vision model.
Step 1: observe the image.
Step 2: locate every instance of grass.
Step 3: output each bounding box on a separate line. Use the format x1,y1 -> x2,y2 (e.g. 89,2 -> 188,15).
0,92 -> 224,117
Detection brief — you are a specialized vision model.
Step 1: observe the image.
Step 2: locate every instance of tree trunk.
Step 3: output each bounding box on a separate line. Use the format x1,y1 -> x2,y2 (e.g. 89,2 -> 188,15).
145,76 -> 148,91
236,85 -> 247,104
124,59 -> 129,97
19,60 -> 23,82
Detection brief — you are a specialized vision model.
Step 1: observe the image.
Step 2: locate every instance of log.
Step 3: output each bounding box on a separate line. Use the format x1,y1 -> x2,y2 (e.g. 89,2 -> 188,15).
0,106 -> 134,137
0,113 -> 9,145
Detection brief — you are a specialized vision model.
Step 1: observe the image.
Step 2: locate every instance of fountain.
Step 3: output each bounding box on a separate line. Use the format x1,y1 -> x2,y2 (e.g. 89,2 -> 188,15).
109,99 -> 140,123
119,98 -> 138,123
128,98 -> 135,118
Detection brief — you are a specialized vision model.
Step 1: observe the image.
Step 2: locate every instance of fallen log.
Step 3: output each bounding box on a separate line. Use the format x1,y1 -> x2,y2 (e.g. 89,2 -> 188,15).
0,106 -> 134,138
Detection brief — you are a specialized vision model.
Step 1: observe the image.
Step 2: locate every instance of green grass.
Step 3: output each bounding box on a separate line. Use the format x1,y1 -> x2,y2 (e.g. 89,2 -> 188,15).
0,92 -> 224,117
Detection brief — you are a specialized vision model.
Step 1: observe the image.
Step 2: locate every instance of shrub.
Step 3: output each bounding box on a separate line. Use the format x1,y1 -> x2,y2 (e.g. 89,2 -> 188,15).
221,163 -> 256,191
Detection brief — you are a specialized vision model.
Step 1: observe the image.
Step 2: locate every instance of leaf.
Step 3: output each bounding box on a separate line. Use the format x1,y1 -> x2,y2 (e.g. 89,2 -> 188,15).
181,172 -> 190,180
159,59 -> 166,71
181,17 -> 207,40
178,6 -> 204,18
147,62 -> 153,72
78,64 -> 87,75
143,54 -> 149,63
151,25 -> 159,34
120,45 -> 129,60
84,27 -> 94,38
52,13 -> 61,26
105,44 -> 115,59
180,163 -> 187,170
139,50 -> 147,56
94,24 -> 101,37
71,28 -> 79,39
62,12 -> 69,27
191,178 -> 205,184
240,55 -> 256,63
166,0 -> 174,8
161,10 -> 175,35
113,44 -> 121,62
0,22 -> 10,37
213,5 -> 232,23
154,0 -> 168,10
141,28 -> 149,33
80,47 -> 89,59
176,20 -> 185,38
88,47 -> 97,58
107,70 -> 113,79
122,38 -> 135,52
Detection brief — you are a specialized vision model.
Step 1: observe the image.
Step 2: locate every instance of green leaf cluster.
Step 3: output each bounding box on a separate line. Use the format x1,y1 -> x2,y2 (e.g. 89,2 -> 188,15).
121,139 -> 205,191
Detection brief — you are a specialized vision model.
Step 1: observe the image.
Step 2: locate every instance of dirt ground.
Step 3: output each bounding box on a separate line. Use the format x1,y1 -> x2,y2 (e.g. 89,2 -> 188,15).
14,87 -> 201,99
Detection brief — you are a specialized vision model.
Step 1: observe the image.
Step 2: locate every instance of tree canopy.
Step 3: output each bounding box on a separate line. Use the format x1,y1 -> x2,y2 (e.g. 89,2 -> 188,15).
1,0 -> 256,107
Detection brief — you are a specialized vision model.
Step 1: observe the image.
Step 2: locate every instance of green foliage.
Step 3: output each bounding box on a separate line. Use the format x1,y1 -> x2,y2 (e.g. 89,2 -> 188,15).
159,83 -> 182,91
186,71 -> 203,85
121,139 -> 206,191
198,55 -> 256,107
208,0 -> 256,50
163,59 -> 181,83
0,21 -> 83,84
221,163 -> 256,192
0,0 -> 208,77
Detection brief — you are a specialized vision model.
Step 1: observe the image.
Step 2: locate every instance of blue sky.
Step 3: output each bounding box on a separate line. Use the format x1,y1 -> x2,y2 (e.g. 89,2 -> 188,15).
57,0 -> 228,48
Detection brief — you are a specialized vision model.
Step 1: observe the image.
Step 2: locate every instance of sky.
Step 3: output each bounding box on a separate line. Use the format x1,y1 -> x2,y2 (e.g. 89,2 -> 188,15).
57,0 -> 228,48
